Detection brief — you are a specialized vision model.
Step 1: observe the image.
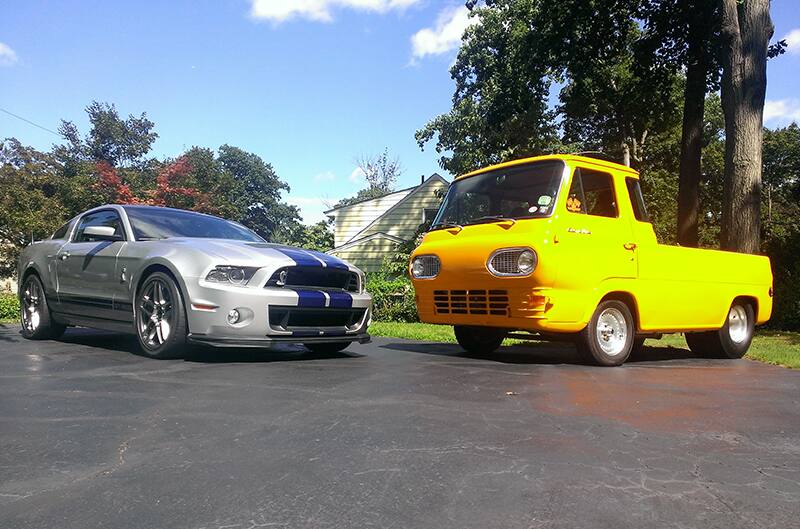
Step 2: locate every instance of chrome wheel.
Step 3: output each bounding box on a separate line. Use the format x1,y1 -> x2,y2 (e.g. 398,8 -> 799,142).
21,278 -> 42,333
727,304 -> 748,344
596,307 -> 628,356
137,279 -> 174,348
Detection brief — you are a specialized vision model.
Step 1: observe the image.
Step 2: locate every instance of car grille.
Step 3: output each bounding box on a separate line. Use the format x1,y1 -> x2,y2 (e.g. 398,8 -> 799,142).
269,306 -> 367,332
265,266 -> 359,292
433,289 -> 509,316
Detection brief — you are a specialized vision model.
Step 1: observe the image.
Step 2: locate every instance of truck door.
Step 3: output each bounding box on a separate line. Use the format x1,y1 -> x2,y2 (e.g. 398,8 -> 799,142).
551,167 -> 637,322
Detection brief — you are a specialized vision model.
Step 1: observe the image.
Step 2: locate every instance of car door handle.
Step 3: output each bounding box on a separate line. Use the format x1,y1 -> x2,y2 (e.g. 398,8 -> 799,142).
623,242 -> 637,251
58,252 -> 70,260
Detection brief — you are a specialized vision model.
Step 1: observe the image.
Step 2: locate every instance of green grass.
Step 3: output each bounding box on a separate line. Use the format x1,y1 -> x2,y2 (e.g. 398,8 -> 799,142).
369,321 -> 800,369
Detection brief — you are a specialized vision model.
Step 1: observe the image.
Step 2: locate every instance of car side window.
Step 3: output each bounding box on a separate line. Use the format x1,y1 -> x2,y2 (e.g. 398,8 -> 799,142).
625,177 -> 650,222
51,222 -> 71,240
74,210 -> 125,242
566,168 -> 617,218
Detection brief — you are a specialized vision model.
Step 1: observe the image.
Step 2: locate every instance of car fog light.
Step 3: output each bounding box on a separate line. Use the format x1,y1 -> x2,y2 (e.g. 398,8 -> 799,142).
227,309 -> 241,325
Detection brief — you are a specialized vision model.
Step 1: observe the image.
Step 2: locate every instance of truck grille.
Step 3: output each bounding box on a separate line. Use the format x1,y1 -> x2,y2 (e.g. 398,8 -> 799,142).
265,266 -> 359,292
433,289 -> 509,316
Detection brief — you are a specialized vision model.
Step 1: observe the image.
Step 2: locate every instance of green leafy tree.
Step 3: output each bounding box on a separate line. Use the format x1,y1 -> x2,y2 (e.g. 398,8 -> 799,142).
0,139 -> 68,275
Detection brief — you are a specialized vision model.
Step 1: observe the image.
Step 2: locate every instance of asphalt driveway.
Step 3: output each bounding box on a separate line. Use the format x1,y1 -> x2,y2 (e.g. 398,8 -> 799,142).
1,324 -> 799,529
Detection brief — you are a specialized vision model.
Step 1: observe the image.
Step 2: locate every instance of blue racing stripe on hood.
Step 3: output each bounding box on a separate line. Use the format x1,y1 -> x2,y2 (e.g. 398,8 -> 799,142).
328,290 -> 353,309
275,247 -> 323,267
311,251 -> 350,270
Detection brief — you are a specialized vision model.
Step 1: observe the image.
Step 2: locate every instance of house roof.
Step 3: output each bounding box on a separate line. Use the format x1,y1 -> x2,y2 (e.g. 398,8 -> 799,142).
323,173 -> 446,215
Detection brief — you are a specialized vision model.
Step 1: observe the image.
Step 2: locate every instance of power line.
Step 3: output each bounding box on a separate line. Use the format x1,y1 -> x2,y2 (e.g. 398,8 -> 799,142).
0,107 -> 62,137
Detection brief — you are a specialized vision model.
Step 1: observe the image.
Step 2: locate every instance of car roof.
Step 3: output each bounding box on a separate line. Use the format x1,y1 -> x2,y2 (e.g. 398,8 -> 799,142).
456,154 -> 640,181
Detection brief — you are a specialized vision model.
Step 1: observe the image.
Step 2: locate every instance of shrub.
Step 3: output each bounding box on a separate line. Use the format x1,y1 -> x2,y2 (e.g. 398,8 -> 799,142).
365,273 -> 419,323
0,293 -> 19,321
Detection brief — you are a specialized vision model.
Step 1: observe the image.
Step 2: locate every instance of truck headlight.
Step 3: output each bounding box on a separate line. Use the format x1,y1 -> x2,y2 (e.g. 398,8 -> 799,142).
488,248 -> 537,276
411,255 -> 440,279
205,266 -> 259,285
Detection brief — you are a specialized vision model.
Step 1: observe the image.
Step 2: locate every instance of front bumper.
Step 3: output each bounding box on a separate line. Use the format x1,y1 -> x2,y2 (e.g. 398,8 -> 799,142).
182,277 -> 372,345
188,332 -> 371,348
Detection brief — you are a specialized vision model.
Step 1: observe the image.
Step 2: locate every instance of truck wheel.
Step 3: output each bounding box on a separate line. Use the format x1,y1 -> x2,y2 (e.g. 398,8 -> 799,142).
577,300 -> 634,366
19,274 -> 66,340
134,272 -> 188,359
685,301 -> 754,359
454,325 -> 505,354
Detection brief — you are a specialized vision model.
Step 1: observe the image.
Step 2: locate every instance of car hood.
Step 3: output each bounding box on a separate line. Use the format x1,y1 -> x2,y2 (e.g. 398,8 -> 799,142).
166,238 -> 356,271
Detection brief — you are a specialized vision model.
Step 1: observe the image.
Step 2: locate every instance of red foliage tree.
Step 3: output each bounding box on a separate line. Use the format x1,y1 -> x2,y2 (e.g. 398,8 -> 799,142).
94,161 -> 139,204
151,156 -> 219,214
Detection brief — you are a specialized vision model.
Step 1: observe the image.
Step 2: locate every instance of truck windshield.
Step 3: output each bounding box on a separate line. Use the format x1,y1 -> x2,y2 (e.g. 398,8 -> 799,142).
431,160 -> 565,229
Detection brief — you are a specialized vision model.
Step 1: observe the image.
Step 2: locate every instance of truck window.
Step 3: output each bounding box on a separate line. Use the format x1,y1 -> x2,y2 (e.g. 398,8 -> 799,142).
625,178 -> 650,222
566,168 -> 617,218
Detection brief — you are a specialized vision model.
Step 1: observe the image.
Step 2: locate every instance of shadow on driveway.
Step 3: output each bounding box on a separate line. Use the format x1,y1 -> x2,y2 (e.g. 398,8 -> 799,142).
57,327 -> 364,363
378,339 -> 701,365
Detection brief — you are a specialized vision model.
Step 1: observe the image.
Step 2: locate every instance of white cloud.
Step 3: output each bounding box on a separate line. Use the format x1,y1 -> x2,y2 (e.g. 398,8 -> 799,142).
783,28 -> 800,54
313,171 -> 336,182
349,166 -> 366,182
763,99 -> 800,125
286,196 -> 342,224
410,5 -> 475,60
249,0 -> 420,23
0,42 -> 18,66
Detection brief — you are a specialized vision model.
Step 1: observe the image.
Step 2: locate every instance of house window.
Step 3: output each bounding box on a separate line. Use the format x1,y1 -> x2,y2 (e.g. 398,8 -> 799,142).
423,207 -> 440,224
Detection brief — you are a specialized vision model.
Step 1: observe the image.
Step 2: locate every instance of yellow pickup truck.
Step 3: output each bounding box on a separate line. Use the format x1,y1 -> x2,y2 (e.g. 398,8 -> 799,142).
409,155 -> 773,366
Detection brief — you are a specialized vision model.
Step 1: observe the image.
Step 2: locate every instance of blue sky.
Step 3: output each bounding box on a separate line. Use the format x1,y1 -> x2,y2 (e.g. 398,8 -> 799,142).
1,0 -> 799,224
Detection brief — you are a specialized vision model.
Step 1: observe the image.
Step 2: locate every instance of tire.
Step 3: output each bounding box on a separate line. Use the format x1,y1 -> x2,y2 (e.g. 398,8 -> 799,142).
454,325 -> 505,354
134,271 -> 188,359
685,301 -> 754,359
576,300 -> 635,366
304,342 -> 351,354
19,274 -> 66,340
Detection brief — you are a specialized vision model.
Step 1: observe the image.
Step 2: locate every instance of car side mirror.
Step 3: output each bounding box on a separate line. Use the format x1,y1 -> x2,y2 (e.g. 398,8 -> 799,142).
83,225 -> 123,241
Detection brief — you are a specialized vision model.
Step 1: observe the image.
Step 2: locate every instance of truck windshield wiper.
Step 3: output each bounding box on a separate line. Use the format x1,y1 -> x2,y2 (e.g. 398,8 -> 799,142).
429,222 -> 463,232
471,215 -> 517,225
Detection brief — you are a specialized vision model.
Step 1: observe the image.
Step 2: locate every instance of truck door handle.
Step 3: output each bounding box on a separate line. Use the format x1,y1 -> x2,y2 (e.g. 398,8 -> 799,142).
623,243 -> 637,251
58,252 -> 70,260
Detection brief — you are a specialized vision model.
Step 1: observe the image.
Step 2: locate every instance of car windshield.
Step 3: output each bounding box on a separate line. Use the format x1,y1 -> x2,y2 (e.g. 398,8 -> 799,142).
124,207 -> 264,242
431,160 -> 566,229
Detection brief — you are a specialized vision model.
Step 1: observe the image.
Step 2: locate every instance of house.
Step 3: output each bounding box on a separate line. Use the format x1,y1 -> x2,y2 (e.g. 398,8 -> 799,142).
325,174 -> 449,272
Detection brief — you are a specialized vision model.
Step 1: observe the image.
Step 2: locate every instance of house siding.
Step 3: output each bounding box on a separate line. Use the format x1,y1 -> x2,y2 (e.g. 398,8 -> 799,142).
330,190 -> 410,247
330,237 -> 400,273
359,178 -> 448,240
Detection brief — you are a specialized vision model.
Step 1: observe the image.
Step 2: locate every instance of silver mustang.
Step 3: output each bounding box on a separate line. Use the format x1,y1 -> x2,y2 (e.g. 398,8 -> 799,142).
17,205 -> 371,358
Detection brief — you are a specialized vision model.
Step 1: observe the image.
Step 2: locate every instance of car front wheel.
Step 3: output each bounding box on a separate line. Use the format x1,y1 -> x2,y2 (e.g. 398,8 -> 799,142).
135,272 -> 188,359
19,274 -> 66,340
577,300 -> 634,366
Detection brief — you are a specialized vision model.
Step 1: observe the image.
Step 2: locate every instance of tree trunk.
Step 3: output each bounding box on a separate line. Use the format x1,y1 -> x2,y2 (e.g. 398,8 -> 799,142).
719,0 -> 773,254
676,0 -> 714,248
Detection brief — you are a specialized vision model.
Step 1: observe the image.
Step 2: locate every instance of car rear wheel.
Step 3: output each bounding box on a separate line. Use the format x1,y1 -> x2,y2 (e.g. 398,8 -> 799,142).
454,325 -> 505,354
577,300 -> 634,366
19,274 -> 66,340
135,272 -> 187,359
685,301 -> 754,359
304,342 -> 351,354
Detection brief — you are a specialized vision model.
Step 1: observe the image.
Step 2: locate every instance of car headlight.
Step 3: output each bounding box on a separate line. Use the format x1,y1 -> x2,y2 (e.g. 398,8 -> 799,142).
488,248 -> 537,276
411,255 -> 440,279
205,266 -> 260,285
